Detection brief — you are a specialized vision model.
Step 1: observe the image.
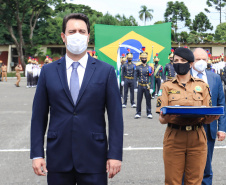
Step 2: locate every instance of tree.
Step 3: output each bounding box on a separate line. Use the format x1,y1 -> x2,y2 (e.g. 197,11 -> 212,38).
0,0 -> 63,71
214,22 -> 226,42
187,32 -> 200,43
205,0 -> 226,24
54,3 -> 103,17
192,12 -> 213,32
164,1 -> 191,42
139,5 -> 154,25
179,31 -> 189,43
154,21 -> 165,24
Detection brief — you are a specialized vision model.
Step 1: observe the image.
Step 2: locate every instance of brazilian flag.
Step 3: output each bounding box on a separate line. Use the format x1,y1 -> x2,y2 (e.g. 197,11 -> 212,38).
94,23 -> 171,69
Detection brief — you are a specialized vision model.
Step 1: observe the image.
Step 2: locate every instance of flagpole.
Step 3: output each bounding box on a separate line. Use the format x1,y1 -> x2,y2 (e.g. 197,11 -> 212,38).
116,43 -> 121,88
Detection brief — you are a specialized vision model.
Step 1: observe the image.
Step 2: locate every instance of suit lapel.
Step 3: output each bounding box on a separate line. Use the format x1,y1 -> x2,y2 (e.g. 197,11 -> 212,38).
75,55 -> 96,107
57,56 -> 74,105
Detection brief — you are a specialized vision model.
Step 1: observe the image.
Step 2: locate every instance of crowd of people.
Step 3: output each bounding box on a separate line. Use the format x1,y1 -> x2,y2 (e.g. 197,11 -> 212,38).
1,12 -> 225,185
119,45 -> 226,185
25,56 -> 53,88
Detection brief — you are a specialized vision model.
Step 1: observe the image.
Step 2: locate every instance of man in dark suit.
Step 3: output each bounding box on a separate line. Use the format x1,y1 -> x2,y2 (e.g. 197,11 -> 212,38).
192,48 -> 226,185
30,13 -> 123,185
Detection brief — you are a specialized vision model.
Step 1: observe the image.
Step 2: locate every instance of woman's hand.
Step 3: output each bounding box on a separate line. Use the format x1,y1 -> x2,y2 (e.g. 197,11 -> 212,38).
204,115 -> 220,124
159,111 -> 178,124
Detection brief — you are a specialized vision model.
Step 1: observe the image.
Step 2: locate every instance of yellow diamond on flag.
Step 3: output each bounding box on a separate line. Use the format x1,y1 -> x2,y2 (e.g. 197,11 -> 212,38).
99,31 -> 165,62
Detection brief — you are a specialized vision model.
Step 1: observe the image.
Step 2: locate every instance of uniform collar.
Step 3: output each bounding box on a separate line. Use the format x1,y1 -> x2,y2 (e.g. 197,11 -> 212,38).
172,74 -> 195,83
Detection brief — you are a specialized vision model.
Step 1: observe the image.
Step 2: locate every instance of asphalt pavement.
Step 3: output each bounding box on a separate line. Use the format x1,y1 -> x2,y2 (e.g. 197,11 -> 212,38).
0,77 -> 226,185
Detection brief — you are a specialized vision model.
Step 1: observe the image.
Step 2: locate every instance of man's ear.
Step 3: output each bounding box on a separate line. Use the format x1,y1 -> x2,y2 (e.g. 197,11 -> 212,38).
61,32 -> 66,43
87,33 -> 90,43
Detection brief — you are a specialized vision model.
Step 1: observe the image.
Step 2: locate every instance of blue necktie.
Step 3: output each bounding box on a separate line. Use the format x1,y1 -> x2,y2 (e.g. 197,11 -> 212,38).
197,72 -> 203,79
70,62 -> 80,104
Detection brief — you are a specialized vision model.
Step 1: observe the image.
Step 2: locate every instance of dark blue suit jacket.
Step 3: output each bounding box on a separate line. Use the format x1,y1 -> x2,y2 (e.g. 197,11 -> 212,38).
191,69 -> 226,139
30,54 -> 123,173
205,70 -> 226,139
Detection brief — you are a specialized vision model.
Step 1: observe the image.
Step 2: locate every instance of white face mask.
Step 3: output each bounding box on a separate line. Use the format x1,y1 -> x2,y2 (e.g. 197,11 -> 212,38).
65,33 -> 88,55
194,59 -> 207,72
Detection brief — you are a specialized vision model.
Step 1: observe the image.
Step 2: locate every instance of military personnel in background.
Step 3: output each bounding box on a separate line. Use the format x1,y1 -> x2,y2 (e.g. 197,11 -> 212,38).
121,49 -> 136,108
220,55 -> 226,99
0,60 -> 2,81
25,57 -> 33,88
15,63 -> 23,87
206,53 -> 215,73
163,49 -> 176,81
215,58 -> 220,74
134,47 -> 154,119
32,58 -> 40,87
120,54 -> 126,98
206,59 -> 215,73
152,53 -> 163,98
44,55 -> 50,64
92,50 -> 98,59
219,54 -> 225,72
1,63 -> 7,82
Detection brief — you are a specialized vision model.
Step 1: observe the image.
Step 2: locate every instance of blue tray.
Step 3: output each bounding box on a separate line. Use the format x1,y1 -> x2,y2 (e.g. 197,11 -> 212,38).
161,106 -> 224,117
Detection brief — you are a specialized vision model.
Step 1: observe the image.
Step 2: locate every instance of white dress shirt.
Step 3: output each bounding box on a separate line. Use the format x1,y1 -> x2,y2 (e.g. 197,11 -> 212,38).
191,68 -> 208,84
66,53 -> 88,89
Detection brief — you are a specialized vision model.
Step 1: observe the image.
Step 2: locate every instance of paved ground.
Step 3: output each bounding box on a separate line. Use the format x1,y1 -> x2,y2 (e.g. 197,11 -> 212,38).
0,77 -> 226,185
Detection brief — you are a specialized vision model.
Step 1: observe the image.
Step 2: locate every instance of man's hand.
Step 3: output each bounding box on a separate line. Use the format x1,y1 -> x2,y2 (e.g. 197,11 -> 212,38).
106,159 -> 121,179
217,131 -> 226,141
32,158 -> 48,176
204,115 -> 220,124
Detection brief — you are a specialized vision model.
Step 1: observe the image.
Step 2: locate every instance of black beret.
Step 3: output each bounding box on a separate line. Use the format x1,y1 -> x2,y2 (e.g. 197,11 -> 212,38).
174,47 -> 194,63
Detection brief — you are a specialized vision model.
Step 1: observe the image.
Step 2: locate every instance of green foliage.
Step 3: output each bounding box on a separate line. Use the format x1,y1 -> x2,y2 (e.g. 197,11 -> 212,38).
205,0 -> 226,23
139,5 -> 154,25
204,35 -> 213,42
179,31 -> 189,42
215,22 -> 226,42
192,12 -> 213,32
164,1 -> 191,41
187,33 -> 199,43
54,3 -> 103,17
154,21 -> 165,24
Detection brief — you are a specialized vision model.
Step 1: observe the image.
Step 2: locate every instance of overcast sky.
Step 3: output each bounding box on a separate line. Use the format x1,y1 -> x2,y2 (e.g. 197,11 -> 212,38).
68,0 -> 226,33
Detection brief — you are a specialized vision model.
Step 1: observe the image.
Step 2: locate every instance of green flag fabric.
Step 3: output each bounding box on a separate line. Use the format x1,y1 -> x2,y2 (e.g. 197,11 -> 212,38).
94,23 -> 171,69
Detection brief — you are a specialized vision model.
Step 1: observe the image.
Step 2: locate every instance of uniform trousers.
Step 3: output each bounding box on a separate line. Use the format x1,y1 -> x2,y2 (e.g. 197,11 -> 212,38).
163,126 -> 207,185
202,124 -> 215,185
152,78 -> 161,96
33,75 -> 38,86
27,72 -> 33,86
2,71 -> 7,82
15,73 -> 21,86
120,83 -> 123,97
47,168 -> 107,185
136,85 -> 151,115
123,78 -> 135,105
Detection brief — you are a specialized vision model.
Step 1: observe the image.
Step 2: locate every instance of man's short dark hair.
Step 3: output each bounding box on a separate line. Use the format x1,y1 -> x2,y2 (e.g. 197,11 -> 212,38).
62,13 -> 90,34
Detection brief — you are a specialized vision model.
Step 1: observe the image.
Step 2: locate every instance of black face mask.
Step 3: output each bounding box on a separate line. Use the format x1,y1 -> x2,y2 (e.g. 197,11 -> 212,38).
170,60 -> 173,63
173,62 -> 190,75
207,64 -> 211,68
155,61 -> 158,64
141,59 -> 147,64
128,59 -> 132,62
